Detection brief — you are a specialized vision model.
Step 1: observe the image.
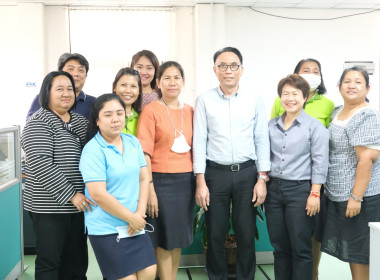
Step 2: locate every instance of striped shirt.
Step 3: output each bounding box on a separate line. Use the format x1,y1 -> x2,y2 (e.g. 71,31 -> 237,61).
325,106 -> 380,201
21,108 -> 88,213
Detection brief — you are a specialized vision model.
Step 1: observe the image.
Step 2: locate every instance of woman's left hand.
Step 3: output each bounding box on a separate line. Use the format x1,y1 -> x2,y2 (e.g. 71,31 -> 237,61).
70,192 -> 96,212
306,196 -> 320,217
127,212 -> 147,236
345,197 -> 362,218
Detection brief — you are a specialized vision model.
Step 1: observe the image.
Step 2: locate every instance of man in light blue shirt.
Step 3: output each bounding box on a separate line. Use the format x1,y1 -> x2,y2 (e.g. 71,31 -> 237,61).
193,47 -> 270,280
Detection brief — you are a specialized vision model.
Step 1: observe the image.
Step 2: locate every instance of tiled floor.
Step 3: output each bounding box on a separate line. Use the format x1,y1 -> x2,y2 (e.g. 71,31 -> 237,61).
20,245 -> 352,280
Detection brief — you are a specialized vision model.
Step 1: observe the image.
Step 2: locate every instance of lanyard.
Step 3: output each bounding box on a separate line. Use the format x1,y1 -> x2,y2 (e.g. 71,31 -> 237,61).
161,98 -> 183,136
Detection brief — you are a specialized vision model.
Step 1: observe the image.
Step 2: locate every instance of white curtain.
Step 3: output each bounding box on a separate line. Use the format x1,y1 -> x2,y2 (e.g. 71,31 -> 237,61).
69,8 -> 173,96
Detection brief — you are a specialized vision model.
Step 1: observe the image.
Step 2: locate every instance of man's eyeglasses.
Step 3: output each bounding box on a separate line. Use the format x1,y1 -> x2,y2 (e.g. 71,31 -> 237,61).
217,64 -> 240,72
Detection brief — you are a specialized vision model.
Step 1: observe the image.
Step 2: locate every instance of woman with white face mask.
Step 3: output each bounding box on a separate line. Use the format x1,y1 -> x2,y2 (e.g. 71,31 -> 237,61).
137,61 -> 195,280
270,58 -> 334,280
271,58 -> 334,128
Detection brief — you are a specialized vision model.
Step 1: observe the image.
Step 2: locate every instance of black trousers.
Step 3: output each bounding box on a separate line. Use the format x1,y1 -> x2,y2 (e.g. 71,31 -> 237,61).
265,179 -> 314,280
30,212 -> 88,280
205,162 -> 258,280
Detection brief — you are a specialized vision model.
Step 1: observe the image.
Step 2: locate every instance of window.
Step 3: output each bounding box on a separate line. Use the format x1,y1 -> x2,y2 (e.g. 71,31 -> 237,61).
69,8 -> 173,96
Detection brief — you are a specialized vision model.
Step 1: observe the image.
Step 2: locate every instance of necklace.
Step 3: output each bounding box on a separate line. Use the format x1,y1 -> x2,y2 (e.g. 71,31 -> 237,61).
161,98 -> 183,135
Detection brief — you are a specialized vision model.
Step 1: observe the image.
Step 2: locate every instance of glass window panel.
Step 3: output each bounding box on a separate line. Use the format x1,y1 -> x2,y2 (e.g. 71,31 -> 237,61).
0,132 -> 15,185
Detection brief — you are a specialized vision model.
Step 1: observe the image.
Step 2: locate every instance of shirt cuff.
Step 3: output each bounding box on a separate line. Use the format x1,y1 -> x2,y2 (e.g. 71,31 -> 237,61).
193,163 -> 206,174
311,174 -> 327,185
256,160 -> 271,172
57,188 -> 77,206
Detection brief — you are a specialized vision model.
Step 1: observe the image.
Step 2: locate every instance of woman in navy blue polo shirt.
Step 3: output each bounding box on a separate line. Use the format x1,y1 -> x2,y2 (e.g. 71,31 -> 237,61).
79,94 -> 156,280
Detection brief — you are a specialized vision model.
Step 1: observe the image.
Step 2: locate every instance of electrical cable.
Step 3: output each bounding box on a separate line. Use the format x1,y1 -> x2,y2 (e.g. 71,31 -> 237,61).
249,7 -> 380,20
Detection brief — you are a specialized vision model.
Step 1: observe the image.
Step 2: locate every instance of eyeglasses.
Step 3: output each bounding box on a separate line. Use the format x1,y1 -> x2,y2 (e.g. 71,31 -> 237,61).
217,64 -> 240,72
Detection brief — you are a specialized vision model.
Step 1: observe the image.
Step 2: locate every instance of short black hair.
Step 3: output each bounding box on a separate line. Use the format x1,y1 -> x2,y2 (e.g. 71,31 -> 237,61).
38,71 -> 76,110
213,47 -> 243,65
57,53 -> 89,73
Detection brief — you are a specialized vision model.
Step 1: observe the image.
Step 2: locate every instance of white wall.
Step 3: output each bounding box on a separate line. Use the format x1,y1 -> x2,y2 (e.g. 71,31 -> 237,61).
226,7 -> 380,115
1,4 -> 50,129
192,6 -> 380,116
45,6 -> 70,71
1,4 -> 380,129
0,6 -> 18,128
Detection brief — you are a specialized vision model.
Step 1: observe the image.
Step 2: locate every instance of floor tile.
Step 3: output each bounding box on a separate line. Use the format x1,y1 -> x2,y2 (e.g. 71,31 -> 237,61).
20,247 -> 353,280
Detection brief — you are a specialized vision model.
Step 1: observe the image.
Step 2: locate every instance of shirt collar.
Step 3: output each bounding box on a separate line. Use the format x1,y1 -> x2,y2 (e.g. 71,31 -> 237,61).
77,91 -> 85,101
295,110 -> 307,123
307,92 -> 321,103
95,131 -> 126,155
275,110 -> 306,129
216,86 -> 239,98
127,108 -> 139,120
95,131 -> 111,148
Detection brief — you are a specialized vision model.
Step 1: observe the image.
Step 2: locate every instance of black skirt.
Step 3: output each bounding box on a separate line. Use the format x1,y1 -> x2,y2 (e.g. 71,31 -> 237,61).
89,233 -> 156,280
313,192 -> 328,242
321,193 -> 380,264
147,172 -> 195,250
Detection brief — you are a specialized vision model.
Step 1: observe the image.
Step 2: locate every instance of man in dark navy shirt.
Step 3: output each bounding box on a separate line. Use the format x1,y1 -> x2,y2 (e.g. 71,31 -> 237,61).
26,53 -> 96,121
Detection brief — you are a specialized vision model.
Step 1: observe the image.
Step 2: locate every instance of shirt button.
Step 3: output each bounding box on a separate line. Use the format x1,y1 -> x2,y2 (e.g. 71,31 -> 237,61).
282,159 -> 284,161
285,134 -> 287,136
280,172 -> 282,174
283,146 -> 285,148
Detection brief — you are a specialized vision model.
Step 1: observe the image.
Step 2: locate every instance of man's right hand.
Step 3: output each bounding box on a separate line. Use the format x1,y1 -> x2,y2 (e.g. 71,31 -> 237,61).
195,174 -> 210,211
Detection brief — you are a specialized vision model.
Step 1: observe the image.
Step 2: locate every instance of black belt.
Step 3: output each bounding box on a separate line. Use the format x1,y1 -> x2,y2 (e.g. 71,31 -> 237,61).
270,178 -> 310,185
206,159 -> 255,172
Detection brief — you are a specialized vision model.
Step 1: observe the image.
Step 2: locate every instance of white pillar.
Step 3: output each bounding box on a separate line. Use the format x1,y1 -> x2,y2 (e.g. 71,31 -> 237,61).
369,222 -> 380,279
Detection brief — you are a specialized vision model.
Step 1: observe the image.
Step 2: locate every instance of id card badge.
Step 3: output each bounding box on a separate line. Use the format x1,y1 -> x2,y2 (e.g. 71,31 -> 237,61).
116,225 -> 145,242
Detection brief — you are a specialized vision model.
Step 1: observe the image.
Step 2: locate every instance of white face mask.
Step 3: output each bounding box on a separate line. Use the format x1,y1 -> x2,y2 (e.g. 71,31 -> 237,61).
300,74 -> 321,92
171,133 -> 191,154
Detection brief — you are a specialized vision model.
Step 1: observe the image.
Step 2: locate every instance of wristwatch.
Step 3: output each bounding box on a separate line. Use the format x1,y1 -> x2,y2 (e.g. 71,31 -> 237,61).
257,173 -> 269,182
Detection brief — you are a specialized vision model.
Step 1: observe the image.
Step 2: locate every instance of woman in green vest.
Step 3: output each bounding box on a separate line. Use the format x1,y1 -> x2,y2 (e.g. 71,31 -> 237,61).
112,67 -> 142,136
271,58 -> 334,128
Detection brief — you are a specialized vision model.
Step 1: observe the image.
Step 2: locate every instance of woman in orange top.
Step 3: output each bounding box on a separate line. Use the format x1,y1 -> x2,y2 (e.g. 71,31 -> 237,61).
137,61 -> 194,280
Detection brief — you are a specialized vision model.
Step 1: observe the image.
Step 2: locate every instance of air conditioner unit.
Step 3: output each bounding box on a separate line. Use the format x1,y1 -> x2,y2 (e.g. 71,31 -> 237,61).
344,61 -> 375,75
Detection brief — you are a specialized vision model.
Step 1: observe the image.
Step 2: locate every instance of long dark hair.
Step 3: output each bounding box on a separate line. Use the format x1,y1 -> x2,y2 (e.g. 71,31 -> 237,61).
86,94 -> 125,142
112,67 -> 143,114
293,58 -> 327,95
38,71 -> 76,110
130,50 -> 160,92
